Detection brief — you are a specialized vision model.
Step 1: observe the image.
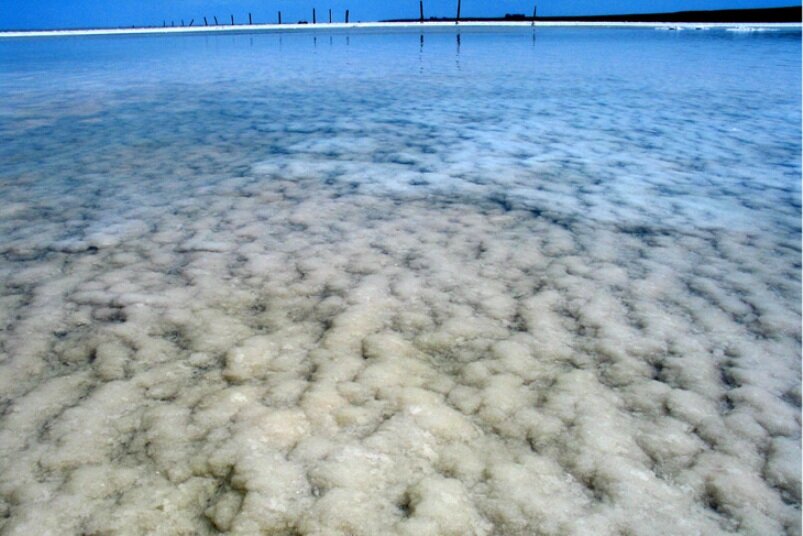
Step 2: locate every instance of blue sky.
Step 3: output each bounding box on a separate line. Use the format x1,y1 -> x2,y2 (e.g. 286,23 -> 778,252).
0,1 -> 797,30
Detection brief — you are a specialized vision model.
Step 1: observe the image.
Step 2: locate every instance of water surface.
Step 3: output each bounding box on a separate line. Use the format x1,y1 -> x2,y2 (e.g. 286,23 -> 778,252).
0,26 -> 800,535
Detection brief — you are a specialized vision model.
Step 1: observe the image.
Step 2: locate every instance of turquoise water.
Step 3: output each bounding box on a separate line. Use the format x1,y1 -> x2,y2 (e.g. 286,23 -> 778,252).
0,27 -> 800,535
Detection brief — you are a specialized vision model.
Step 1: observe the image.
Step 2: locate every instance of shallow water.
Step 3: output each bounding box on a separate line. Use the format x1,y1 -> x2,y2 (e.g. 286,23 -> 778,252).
0,26 -> 800,535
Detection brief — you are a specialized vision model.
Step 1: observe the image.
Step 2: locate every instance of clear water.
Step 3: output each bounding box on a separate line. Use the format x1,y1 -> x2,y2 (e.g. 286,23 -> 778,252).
0,27 -> 800,535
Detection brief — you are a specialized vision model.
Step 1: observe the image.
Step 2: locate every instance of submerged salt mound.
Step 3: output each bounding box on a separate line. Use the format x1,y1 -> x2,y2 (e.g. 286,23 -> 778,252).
0,170 -> 799,535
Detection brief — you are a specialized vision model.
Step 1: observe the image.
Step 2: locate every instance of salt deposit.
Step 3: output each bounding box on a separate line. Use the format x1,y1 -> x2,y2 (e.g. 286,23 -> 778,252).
1,22 -> 798,40
0,26 -> 799,535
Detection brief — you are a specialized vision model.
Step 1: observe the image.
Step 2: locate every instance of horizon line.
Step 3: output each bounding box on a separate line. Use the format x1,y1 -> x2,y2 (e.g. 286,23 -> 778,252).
1,20 -> 801,40
0,4 -> 799,33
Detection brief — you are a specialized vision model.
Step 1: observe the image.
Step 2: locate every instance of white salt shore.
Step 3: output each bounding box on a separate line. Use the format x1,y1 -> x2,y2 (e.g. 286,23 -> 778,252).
0,21 -> 800,39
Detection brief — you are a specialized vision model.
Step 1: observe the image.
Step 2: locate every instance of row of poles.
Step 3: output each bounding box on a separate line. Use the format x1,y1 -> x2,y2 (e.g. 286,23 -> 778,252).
162,9 -> 350,28
160,2 -> 537,28
413,1 -> 538,25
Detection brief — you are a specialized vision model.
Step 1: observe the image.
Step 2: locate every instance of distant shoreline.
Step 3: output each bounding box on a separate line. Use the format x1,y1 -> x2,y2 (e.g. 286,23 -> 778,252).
0,20 -> 800,39
1,5 -> 799,36
389,6 -> 802,24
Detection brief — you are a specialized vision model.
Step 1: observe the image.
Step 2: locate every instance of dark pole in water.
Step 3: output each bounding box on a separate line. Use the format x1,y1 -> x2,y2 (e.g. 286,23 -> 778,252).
213,15 -> 218,25
329,9 -> 332,23
189,19 -> 194,26
420,0 -> 424,23
456,0 -> 461,24
163,20 -> 166,27
278,11 -> 282,24
532,4 -> 537,26
249,12 -> 252,24
181,19 -> 184,26
230,14 -> 234,25
204,16 -> 208,26
171,20 -> 175,27
313,8 -> 316,24
345,9 -> 350,23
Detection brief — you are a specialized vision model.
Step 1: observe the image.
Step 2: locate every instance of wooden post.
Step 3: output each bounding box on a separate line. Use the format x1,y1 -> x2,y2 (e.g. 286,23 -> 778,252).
163,20 -> 166,27
420,0 -> 424,23
189,19 -> 194,26
532,4 -> 537,26
456,0 -> 461,24
204,16 -> 208,26
230,14 -> 234,25
214,16 -> 219,25
313,8 -> 316,24
278,11 -> 282,24
249,12 -> 252,25
345,9 -> 349,23
329,9 -> 332,23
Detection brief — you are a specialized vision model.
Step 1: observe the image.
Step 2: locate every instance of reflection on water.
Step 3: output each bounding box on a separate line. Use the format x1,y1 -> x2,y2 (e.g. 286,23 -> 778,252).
0,27 -> 800,535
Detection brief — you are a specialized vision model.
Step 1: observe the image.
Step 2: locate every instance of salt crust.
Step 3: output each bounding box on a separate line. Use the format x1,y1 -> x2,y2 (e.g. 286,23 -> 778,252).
0,22 -> 799,40
0,30 -> 800,536
0,164 -> 799,534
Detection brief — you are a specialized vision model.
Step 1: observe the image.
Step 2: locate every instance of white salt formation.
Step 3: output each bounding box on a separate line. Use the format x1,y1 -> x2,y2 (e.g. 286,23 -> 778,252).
0,26 -> 800,536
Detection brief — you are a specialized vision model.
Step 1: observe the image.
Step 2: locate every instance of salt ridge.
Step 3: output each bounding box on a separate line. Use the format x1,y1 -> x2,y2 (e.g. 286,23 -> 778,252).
0,21 -> 800,39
